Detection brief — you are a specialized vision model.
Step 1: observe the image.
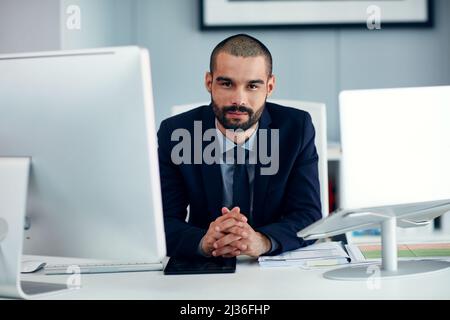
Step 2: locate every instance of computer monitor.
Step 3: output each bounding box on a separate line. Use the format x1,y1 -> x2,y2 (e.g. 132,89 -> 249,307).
339,86 -> 450,210
0,47 -> 166,297
299,86 -> 450,280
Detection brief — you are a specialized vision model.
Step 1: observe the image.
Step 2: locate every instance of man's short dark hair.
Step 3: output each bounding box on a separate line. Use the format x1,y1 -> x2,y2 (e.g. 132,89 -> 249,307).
210,34 -> 273,76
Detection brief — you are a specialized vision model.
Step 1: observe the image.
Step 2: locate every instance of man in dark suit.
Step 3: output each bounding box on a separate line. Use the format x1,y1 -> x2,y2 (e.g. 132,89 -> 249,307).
158,34 -> 322,258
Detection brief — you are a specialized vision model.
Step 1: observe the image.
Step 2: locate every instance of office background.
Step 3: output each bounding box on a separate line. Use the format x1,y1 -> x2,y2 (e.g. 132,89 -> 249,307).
0,0 -> 449,142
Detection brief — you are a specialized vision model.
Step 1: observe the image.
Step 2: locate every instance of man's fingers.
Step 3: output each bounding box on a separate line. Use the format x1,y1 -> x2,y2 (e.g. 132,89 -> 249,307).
230,239 -> 249,251
212,245 -> 236,257
215,217 -> 244,232
222,250 -> 241,258
222,206 -> 238,215
217,208 -> 248,223
230,207 -> 240,213
230,206 -> 251,217
204,231 -> 225,246
214,233 -> 242,249
215,213 -> 247,225
226,225 -> 249,238
208,231 -> 225,241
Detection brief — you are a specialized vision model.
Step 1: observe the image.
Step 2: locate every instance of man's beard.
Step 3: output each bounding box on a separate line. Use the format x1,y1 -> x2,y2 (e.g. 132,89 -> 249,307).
212,98 -> 266,131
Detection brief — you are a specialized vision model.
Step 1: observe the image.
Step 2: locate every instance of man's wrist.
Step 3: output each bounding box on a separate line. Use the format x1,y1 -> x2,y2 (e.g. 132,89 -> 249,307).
198,236 -> 212,257
257,232 -> 272,255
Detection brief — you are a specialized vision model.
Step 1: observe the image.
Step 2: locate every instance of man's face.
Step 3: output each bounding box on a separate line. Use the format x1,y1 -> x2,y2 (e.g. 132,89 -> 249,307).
205,52 -> 275,130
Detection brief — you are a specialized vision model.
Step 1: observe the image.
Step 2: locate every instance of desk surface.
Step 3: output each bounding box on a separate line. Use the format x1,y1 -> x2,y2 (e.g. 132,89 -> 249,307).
21,254 -> 450,300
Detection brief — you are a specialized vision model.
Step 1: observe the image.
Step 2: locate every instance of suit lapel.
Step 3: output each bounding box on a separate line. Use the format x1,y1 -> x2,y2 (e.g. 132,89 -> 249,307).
252,106 -> 272,227
201,105 -> 223,220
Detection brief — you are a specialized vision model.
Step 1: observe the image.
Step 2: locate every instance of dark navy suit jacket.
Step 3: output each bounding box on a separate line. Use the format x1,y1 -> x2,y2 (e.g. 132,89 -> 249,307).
157,102 -> 322,257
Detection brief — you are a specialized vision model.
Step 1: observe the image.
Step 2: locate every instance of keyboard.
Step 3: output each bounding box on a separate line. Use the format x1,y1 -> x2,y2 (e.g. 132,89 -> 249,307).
44,261 -> 163,275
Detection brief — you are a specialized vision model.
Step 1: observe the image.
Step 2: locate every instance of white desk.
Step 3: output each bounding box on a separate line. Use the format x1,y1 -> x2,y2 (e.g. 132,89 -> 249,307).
20,254 -> 450,300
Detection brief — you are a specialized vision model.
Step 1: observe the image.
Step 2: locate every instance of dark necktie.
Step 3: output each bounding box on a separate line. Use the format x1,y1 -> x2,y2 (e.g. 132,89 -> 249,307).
232,146 -> 251,223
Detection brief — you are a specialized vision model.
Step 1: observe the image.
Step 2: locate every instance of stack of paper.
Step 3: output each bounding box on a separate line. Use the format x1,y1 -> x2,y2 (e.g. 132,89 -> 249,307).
258,241 -> 350,268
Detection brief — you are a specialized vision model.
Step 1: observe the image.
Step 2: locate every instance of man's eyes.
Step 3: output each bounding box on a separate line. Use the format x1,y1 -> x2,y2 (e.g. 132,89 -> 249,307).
218,82 -> 260,90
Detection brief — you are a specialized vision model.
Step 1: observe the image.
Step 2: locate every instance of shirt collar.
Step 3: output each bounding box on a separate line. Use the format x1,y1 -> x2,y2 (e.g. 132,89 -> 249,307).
215,119 -> 258,154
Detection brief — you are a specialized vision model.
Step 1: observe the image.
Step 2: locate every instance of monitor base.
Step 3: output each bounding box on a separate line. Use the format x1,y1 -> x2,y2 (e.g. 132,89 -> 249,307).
21,281 -> 68,296
324,260 -> 450,280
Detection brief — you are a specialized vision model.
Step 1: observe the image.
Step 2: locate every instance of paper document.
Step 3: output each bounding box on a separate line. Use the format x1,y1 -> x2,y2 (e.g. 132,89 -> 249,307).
258,241 -> 350,268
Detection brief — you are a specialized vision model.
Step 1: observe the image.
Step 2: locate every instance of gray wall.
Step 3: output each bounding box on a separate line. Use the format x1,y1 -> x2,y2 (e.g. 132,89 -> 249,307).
60,0 -> 135,50
0,0 -> 135,52
1,0 -> 449,141
0,0 -> 60,53
136,0 -> 450,142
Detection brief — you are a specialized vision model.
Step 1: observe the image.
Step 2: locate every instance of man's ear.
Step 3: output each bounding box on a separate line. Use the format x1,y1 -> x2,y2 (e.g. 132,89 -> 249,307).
205,72 -> 213,93
267,74 -> 276,97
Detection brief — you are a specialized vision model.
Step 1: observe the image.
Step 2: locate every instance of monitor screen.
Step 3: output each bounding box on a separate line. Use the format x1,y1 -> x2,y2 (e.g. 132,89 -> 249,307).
339,86 -> 450,209
0,47 -> 166,262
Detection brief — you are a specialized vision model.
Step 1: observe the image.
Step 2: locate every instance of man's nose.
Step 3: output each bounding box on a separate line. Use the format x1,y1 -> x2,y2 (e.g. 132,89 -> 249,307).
230,88 -> 247,107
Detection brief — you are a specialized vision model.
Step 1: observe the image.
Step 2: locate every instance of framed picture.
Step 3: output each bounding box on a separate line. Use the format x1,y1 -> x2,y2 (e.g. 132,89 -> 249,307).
200,0 -> 432,29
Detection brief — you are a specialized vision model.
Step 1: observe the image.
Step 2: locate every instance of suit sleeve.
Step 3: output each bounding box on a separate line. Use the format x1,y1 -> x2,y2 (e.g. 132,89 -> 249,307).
256,113 -> 322,255
157,120 -> 206,257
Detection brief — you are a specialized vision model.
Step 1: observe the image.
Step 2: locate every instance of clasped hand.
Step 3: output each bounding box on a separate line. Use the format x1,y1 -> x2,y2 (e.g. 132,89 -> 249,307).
201,207 -> 271,258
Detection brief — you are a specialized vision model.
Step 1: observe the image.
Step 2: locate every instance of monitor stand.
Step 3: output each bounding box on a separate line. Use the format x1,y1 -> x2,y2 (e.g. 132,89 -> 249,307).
0,157 -> 68,299
324,214 -> 450,280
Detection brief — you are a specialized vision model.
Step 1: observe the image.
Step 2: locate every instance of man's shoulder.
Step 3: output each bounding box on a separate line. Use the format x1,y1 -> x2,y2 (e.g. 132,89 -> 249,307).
159,105 -> 208,131
265,102 -> 312,126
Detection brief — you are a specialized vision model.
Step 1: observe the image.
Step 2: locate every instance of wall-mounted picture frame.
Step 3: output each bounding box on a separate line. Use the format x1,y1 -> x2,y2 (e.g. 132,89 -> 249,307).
200,0 -> 432,29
